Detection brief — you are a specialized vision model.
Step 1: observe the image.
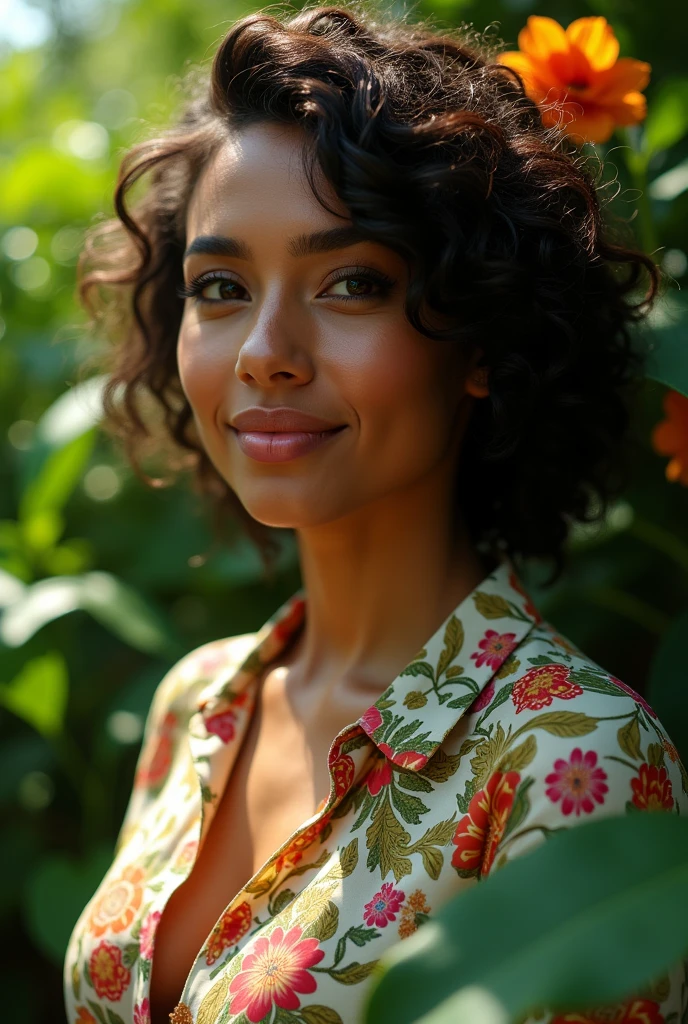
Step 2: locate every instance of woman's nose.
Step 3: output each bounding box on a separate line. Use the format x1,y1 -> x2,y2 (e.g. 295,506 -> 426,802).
234,311 -> 314,389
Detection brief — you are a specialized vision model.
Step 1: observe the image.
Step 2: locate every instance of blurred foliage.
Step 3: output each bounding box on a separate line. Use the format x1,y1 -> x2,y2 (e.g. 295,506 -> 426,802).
1,0 -> 688,1020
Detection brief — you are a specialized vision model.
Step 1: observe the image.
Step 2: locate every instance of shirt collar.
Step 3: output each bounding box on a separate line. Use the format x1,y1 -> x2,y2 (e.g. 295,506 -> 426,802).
199,554 -> 541,771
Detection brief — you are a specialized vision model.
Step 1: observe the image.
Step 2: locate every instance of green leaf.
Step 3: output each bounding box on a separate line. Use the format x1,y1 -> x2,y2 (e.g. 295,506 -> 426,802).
420,748 -> 462,784
366,794 -> 411,881
329,960 -> 379,985
24,847 -> 114,964
365,814 -> 688,1024
647,607 -> 688,765
436,615 -> 464,679
106,1011 -> 126,1024
271,888 -> 296,916
644,78 -> 688,155
390,785 -> 430,825
498,735 -> 537,774
338,839 -> 359,878
396,770 -> 434,794
641,297 -> 688,399
19,430 -> 96,521
500,778 -> 534,842
300,1006 -> 344,1024
400,661 -> 435,682
617,718 -> 642,761
473,593 -> 512,620
525,711 -> 598,737
418,844 -> 444,880
0,571 -> 181,655
0,652 -> 68,737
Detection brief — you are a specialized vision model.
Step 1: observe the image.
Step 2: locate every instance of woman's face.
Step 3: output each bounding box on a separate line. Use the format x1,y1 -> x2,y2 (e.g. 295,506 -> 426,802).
178,121 -> 486,529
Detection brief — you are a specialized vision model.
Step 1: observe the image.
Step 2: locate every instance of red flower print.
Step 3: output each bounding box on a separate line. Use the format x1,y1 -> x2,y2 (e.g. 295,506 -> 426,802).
608,676 -> 657,719
138,910 -> 161,961
89,941 -> 131,1001
511,663 -> 583,713
470,630 -> 518,670
204,708 -> 236,743
228,924 -> 324,1022
133,999 -> 151,1024
551,997 -> 664,1024
275,817 -> 331,873
360,706 -> 383,737
366,757 -> 393,796
392,750 -> 429,770
135,712 -> 176,789
631,763 -> 674,811
452,771 -> 520,877
273,597 -> 306,644
508,570 -> 542,623
75,1009 -> 97,1024
663,739 -> 680,763
363,882 -> 406,927
331,753 -> 355,798
545,748 -> 608,816
469,680 -> 495,715
87,864 -> 145,938
205,901 -> 253,965
174,838 -> 198,870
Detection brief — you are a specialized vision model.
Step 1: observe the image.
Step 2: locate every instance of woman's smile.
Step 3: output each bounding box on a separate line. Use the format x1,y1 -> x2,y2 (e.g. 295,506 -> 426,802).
229,406 -> 348,463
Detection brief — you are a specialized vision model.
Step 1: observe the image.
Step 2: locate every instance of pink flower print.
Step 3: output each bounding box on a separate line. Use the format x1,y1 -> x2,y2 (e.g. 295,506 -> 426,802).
469,679 -> 495,714
138,910 -> 161,961
133,999 -> 151,1024
363,882 -> 406,927
366,758 -> 393,796
360,706 -> 383,737
545,748 -> 609,816
204,708 -> 236,743
608,676 -> 658,719
470,630 -> 518,671
228,925 -> 324,1022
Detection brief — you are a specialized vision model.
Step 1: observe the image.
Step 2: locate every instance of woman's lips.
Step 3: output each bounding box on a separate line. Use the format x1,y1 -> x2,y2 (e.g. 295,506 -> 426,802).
231,427 -> 345,463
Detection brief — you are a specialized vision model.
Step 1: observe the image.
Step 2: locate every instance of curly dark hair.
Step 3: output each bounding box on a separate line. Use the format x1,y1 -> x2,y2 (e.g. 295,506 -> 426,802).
77,1 -> 659,582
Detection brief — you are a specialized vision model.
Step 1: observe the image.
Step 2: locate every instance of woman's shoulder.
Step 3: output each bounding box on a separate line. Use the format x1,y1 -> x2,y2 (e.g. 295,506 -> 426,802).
146,630 -> 260,724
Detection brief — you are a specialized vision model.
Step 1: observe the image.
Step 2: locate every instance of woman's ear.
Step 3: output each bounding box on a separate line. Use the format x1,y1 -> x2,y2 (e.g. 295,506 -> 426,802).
464,349 -> 490,399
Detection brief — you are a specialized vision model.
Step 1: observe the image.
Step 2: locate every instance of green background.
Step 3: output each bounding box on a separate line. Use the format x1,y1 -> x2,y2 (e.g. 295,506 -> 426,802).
1,0 -> 687,1019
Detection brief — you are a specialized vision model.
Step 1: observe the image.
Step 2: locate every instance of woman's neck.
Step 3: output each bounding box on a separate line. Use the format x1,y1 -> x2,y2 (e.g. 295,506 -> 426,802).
289,467 -> 491,693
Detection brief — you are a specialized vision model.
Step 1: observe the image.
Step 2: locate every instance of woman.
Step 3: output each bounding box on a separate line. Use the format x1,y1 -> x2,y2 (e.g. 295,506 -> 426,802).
63,6 -> 687,1024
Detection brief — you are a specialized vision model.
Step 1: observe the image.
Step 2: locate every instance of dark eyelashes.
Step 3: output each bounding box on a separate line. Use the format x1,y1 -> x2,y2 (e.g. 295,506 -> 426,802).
176,266 -> 396,303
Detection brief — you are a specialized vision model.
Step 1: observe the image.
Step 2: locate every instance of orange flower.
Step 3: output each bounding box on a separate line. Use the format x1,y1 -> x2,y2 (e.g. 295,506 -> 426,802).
498,16 -> 650,143
451,771 -> 520,878
75,1009 -> 97,1024
87,864 -> 145,938
651,389 -> 688,486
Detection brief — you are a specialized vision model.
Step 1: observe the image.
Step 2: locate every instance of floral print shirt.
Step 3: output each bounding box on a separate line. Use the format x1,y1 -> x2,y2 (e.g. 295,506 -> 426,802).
63,556 -> 688,1024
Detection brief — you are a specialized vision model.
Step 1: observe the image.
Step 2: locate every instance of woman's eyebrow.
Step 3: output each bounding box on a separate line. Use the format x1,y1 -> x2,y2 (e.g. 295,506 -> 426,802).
183,225 -> 369,262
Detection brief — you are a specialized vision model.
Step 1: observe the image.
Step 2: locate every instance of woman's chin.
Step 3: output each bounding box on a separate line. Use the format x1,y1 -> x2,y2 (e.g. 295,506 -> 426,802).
237,491 -> 344,531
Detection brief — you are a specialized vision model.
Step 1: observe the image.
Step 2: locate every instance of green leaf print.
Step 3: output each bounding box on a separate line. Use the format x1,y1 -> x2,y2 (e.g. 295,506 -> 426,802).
396,770 -> 434,794
498,734 -> 537,773
106,1011 -> 126,1024
436,615 -> 465,680
519,711 -> 598,737
419,748 -> 462,784
271,888 -> 296,916
501,777 -> 535,841
366,794 -> 412,881
399,661 -> 435,682
648,742 -> 666,767
303,900 -> 339,942
87,1001 -> 108,1024
121,942 -> 140,969
473,592 -> 512,619
328,960 -> 379,985
390,785 -> 430,825
338,838 -> 359,878
445,693 -> 477,710
417,844 -> 444,880
196,974 -> 230,1024
618,717 -> 643,761
300,1006 -> 345,1024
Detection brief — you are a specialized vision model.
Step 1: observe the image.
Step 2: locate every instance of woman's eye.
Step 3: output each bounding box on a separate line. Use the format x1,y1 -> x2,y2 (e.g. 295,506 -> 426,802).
327,276 -> 377,298
323,271 -> 395,301
200,278 -> 247,302
178,275 -> 248,303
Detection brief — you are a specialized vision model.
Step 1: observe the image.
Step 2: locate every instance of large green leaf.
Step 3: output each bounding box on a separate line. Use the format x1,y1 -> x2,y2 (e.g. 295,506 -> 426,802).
0,571 -> 183,656
643,78 -> 688,155
23,846 -> 114,964
0,651 -> 68,737
19,429 -> 96,522
640,295 -> 688,399
647,607 -> 688,765
364,814 -> 688,1024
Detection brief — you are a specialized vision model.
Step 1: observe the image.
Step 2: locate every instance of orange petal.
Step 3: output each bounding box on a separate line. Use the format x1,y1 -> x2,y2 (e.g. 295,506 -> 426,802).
666,456 -> 688,486
560,106 -> 616,144
549,48 -> 595,91
566,17 -> 619,71
518,16 -> 569,61
665,389 -> 688,425
497,52 -> 551,102
652,420 -> 684,454
592,58 -> 651,102
603,92 -> 647,127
